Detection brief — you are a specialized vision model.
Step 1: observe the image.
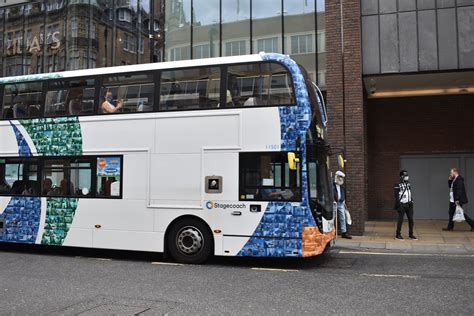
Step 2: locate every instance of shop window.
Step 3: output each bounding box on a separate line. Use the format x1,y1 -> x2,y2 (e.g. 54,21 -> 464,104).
0,158 -> 39,196
239,152 -> 301,202
159,67 -> 220,111
1,82 -> 43,119
100,73 -> 155,113
96,157 -> 122,198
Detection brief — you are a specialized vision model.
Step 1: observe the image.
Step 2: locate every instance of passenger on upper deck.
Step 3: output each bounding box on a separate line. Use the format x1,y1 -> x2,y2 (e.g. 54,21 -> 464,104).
101,91 -> 123,113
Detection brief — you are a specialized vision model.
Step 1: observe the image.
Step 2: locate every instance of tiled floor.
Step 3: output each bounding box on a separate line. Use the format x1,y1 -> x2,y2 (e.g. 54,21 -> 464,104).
335,220 -> 474,253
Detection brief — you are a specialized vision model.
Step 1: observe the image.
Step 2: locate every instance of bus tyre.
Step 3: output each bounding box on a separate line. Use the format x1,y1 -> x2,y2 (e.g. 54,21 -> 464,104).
167,218 -> 213,264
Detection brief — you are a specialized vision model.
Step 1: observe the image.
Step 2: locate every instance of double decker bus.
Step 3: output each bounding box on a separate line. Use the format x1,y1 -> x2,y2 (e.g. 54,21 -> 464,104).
0,53 -> 335,263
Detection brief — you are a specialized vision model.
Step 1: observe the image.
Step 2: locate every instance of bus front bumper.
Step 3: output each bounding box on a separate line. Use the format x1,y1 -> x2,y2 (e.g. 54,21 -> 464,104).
302,227 -> 336,257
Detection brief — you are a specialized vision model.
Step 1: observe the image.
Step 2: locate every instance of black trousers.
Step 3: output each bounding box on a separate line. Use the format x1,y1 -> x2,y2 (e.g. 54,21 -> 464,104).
447,202 -> 474,229
396,203 -> 414,236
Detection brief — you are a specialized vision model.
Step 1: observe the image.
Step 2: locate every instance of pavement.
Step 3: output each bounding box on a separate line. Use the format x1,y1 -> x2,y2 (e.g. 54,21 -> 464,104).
336,219 -> 474,254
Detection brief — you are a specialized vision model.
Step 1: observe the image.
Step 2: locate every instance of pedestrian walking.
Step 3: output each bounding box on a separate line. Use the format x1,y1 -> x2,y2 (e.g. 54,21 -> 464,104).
443,168 -> 474,231
394,170 -> 417,240
334,171 -> 352,239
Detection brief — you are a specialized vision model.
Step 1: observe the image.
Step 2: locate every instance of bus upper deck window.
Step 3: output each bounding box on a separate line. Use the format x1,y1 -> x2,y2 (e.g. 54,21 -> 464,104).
45,79 -> 95,117
227,62 -> 294,108
2,82 -> 43,119
159,67 -> 221,111
101,74 -> 154,114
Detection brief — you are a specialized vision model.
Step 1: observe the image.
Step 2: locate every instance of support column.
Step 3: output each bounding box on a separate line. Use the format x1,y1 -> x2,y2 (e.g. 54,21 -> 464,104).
326,0 -> 367,235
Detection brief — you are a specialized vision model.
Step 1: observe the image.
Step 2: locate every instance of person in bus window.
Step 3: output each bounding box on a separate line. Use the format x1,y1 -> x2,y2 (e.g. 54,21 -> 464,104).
42,178 -> 53,196
60,179 -> 74,196
67,84 -> 85,115
101,91 -> 123,113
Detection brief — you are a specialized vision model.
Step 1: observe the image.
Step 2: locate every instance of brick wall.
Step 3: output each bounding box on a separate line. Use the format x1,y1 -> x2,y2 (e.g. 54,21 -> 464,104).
326,0 -> 367,235
367,94 -> 474,219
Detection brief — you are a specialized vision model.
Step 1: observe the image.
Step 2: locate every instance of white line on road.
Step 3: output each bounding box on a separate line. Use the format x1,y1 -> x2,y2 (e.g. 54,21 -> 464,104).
360,273 -> 420,279
339,250 -> 474,258
251,267 -> 299,272
151,261 -> 184,266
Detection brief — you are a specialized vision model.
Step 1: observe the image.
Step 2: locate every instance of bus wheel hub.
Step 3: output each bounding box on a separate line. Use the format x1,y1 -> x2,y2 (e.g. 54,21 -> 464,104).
177,227 -> 203,255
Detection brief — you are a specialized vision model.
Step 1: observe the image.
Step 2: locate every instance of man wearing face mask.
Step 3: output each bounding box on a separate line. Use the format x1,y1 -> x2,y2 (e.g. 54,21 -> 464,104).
394,170 -> 417,240
334,171 -> 352,239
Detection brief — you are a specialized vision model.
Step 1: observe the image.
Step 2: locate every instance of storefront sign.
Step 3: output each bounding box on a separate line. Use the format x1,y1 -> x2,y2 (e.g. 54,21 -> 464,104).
7,31 -> 61,56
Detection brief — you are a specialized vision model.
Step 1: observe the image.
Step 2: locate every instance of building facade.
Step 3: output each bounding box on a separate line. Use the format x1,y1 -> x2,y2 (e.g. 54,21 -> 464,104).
328,0 -> 474,234
1,0 -> 473,235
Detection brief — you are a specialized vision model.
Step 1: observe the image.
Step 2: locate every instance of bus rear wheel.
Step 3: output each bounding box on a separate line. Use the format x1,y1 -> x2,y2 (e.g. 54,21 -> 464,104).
167,218 -> 213,264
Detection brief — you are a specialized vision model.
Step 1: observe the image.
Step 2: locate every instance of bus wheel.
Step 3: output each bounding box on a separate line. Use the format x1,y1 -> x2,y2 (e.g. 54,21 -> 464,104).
167,218 -> 213,264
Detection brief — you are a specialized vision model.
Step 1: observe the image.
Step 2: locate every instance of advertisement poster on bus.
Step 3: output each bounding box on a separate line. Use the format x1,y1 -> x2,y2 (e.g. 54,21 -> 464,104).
97,157 -> 121,177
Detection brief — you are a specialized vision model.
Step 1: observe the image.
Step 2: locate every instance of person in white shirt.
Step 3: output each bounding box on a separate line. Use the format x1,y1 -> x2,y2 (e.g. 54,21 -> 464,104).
394,170 -> 417,240
333,171 -> 351,239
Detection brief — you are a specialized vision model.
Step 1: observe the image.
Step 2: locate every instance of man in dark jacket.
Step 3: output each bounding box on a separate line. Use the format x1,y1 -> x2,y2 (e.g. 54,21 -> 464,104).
443,168 -> 474,231
394,170 -> 416,240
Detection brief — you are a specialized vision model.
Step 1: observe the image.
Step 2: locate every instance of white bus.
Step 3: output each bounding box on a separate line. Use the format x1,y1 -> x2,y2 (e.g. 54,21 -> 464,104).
0,53 -> 335,263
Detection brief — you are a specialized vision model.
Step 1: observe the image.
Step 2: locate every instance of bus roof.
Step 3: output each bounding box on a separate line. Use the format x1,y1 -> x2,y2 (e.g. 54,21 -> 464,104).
0,54 -> 267,85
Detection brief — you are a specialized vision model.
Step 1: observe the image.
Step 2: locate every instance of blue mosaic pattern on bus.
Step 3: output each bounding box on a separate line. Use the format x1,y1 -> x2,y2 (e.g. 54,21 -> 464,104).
10,122 -> 32,156
238,53 -> 316,257
2,118 -> 82,245
0,197 -> 41,243
0,124 -> 41,244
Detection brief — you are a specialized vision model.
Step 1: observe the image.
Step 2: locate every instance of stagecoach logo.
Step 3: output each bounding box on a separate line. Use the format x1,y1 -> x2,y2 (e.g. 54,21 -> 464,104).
205,201 -> 246,210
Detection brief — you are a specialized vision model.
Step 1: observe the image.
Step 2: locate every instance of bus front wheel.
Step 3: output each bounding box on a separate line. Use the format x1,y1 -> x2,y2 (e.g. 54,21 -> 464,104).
167,218 -> 213,264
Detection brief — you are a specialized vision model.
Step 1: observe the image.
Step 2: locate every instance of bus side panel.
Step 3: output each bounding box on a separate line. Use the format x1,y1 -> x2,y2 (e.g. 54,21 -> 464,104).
0,121 -> 22,155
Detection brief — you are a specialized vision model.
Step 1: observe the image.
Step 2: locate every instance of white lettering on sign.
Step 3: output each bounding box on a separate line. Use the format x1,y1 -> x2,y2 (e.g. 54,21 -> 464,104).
7,31 -> 61,56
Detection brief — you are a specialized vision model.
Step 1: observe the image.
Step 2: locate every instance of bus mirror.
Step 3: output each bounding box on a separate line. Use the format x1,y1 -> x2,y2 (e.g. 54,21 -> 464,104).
338,155 -> 345,170
288,152 -> 300,170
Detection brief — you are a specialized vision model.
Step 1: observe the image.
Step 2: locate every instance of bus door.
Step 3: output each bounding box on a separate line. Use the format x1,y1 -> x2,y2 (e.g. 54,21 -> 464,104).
202,152 -> 261,236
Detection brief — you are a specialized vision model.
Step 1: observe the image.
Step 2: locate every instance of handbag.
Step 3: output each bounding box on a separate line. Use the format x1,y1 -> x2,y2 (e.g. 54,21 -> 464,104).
453,205 -> 466,222
344,204 -> 352,225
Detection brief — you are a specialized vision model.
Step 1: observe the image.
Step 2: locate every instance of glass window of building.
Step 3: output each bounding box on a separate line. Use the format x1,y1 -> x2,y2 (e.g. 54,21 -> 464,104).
165,0 -> 191,61
284,0 -> 319,88
291,35 -> 314,55
192,0 -> 220,59
225,40 -> 247,57
222,0 -> 250,56
2,82 -> 43,119
252,0 -> 282,53
159,67 -> 221,111
226,62 -> 294,107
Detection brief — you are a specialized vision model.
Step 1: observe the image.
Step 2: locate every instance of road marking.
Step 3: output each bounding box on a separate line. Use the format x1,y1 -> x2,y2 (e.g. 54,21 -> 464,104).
339,250 -> 474,258
151,261 -> 184,266
251,267 -> 299,272
360,273 -> 420,279
96,258 -> 112,261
